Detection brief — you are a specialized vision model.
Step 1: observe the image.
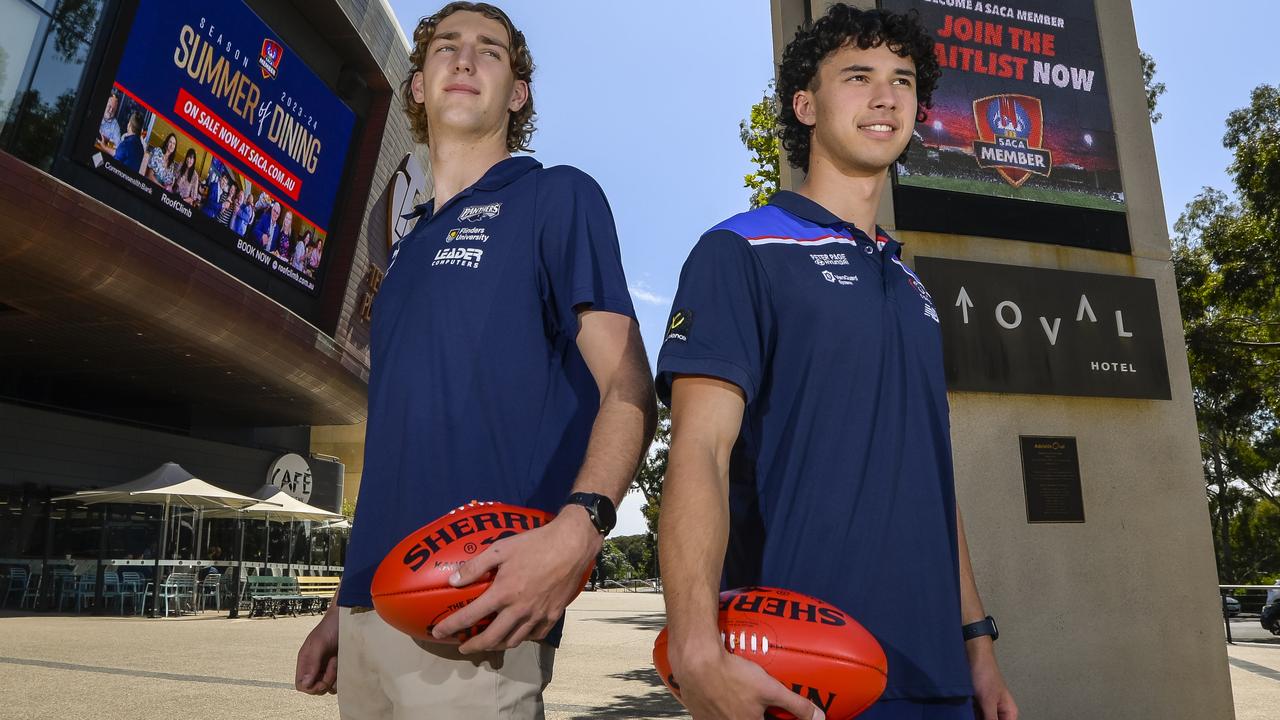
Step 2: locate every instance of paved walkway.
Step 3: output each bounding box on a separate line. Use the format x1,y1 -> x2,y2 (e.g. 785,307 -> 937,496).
1224,618 -> 1280,720
0,591 -> 685,720
1,595 -> 1277,719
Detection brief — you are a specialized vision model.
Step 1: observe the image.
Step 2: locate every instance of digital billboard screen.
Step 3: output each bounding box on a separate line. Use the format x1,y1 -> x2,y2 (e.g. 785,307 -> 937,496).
880,0 -> 1129,251
83,0 -> 357,294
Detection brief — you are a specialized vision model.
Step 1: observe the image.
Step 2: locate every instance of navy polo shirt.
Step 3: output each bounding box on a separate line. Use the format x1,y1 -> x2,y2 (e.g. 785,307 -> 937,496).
656,191 -> 972,699
341,157 -> 636,629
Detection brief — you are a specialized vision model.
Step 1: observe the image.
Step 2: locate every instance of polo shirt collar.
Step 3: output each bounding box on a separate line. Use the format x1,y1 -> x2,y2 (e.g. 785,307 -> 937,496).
403,155 -> 542,221
768,190 -> 899,252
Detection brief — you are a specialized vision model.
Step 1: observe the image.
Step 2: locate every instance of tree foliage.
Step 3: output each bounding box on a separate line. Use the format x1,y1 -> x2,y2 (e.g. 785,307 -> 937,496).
740,82 -> 780,209
633,402 -> 670,534
597,540 -> 635,582
1174,84 -> 1280,582
1140,50 -> 1166,124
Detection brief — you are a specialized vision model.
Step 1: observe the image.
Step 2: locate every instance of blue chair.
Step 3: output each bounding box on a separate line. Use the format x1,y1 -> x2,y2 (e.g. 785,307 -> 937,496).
101,571 -> 122,614
199,570 -> 222,612
2,567 -> 30,608
120,572 -> 148,616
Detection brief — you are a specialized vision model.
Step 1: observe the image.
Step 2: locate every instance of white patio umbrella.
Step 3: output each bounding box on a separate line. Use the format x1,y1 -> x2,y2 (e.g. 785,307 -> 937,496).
53,462 -> 261,616
205,486 -> 343,613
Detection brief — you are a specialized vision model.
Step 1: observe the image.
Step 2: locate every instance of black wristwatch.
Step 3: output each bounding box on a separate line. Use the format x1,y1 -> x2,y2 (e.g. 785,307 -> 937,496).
564,492 -> 616,535
962,616 -> 999,642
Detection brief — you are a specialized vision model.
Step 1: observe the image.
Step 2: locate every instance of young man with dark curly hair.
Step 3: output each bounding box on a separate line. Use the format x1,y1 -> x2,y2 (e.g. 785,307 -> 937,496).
293,3 -> 656,718
657,5 -> 1017,720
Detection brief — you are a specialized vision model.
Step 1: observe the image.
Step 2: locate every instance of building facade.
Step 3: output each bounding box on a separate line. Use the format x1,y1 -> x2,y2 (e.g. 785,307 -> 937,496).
0,0 -> 419,574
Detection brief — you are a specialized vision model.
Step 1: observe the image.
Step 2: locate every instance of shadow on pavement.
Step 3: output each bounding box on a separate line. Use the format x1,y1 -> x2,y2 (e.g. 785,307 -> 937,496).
565,667 -> 686,719
584,613 -> 668,632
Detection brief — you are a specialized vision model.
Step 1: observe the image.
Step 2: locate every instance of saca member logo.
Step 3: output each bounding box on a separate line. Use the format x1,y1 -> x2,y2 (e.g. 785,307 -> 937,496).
666,309 -> 694,342
972,94 -> 1052,187
259,38 -> 283,80
433,247 -> 484,269
458,203 -> 501,222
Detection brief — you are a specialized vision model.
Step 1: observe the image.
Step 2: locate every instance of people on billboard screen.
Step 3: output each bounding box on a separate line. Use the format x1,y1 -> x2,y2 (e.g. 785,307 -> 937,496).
98,93 -> 122,152
174,149 -> 200,206
113,111 -> 146,171
144,132 -> 179,191
89,88 -> 329,286
254,201 -> 281,252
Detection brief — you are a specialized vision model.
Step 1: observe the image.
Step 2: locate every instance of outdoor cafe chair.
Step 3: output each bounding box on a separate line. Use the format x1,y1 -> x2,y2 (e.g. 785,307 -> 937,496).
72,571 -> 121,613
102,571 -> 124,615
21,572 -> 43,609
158,572 -> 197,616
2,567 -> 30,608
56,568 -> 79,607
120,571 -> 148,616
199,570 -> 222,612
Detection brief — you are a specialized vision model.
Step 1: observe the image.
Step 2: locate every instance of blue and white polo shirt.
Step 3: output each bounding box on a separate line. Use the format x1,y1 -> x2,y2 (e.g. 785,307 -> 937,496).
340,157 -> 636,644
656,191 -> 972,699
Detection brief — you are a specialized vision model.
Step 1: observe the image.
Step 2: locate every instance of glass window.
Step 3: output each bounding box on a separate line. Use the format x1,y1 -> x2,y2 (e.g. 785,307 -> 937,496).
1,0 -> 104,168
0,484 -> 49,560
0,0 -> 47,129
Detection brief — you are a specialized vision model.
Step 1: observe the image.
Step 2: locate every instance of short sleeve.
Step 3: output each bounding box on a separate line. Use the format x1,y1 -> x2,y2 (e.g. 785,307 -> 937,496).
537,167 -> 636,340
655,230 -> 773,406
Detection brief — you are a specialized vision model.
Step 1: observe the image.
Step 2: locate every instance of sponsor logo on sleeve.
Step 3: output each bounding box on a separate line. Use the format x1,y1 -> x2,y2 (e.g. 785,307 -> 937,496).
666,309 -> 694,342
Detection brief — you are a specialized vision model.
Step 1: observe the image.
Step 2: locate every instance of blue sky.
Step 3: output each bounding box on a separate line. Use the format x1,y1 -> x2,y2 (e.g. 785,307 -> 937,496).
384,0 -> 1275,536
1130,0 -> 1279,234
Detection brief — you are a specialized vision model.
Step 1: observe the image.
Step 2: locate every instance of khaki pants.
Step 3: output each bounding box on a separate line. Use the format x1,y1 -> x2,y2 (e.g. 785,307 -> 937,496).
337,606 -> 555,720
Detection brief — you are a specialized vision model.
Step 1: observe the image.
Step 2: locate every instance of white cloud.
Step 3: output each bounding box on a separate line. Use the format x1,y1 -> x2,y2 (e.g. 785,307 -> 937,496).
628,281 -> 669,306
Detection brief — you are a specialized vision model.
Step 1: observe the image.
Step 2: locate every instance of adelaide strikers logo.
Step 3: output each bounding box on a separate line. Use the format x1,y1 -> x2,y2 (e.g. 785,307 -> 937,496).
971,94 -> 1053,187
259,38 -> 283,80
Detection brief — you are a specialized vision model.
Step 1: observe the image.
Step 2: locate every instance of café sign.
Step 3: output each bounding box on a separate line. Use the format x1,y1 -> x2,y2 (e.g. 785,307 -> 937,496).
267,453 -> 313,503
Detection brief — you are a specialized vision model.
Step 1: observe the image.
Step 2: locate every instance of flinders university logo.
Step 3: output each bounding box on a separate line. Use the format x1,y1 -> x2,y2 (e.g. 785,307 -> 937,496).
260,38 -> 283,80
971,94 -> 1052,187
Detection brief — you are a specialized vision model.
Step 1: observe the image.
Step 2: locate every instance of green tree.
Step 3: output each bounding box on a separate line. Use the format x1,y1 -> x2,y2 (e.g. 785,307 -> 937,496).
1140,50 -> 1166,124
610,533 -> 653,577
1173,84 -> 1280,582
633,402 -> 670,537
597,539 -> 635,583
740,82 -> 780,209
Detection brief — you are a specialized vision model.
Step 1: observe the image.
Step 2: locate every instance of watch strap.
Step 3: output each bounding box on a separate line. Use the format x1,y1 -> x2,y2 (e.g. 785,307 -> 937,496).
962,616 -> 999,642
565,492 -> 615,535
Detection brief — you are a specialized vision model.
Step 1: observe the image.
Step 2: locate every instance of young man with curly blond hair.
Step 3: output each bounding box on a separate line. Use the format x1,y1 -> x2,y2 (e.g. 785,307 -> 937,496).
294,4 -> 655,717
657,6 -> 1017,720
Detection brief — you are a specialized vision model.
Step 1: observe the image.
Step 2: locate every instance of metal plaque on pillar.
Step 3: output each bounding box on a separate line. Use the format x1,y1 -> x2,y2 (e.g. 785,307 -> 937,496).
914,257 -> 1171,399
1020,436 -> 1085,523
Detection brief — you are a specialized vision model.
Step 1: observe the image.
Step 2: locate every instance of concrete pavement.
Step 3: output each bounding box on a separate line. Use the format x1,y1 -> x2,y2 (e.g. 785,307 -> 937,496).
1,594 -> 1277,719
0,591 -> 685,720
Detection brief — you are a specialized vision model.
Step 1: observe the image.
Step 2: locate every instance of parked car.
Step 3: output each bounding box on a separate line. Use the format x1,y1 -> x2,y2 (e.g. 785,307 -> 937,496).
1220,593 -> 1241,617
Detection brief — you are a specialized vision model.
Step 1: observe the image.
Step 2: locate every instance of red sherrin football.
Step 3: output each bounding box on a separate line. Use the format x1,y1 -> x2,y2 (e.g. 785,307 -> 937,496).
653,586 -> 888,720
372,500 -> 590,643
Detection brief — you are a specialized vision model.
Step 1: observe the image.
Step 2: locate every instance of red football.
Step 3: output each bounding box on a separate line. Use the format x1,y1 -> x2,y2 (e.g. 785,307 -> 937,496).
372,500 -> 591,643
653,586 -> 887,720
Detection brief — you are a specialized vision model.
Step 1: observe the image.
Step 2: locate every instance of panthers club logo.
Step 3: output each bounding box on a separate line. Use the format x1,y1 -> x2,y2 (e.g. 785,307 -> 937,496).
260,38 -> 283,80
971,94 -> 1052,187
